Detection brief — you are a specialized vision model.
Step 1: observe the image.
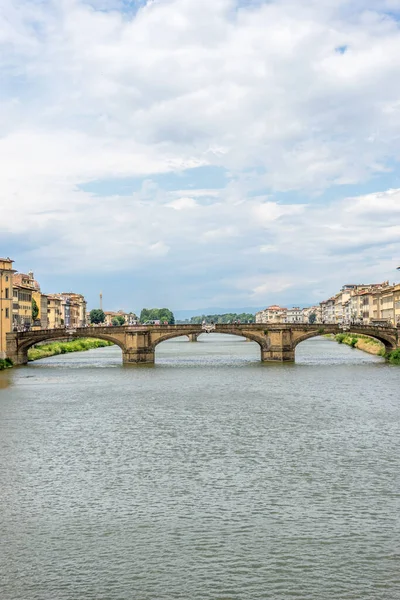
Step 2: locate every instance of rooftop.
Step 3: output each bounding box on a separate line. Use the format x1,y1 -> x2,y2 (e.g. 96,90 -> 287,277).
14,273 -> 40,290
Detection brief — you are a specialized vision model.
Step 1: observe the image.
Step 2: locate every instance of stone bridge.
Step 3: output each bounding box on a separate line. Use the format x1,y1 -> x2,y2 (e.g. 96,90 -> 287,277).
6,323 -> 399,365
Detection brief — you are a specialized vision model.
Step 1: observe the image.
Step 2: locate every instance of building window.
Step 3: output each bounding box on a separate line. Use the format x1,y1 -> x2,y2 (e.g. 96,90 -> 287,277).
5,276 -> 8,282
5,288 -> 9,299
5,308 -> 9,318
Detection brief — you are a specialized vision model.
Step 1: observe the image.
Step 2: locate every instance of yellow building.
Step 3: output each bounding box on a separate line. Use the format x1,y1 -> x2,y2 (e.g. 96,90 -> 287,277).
0,257 -> 15,359
104,310 -> 126,326
104,311 -> 119,326
47,295 -> 62,329
32,290 -> 48,330
12,272 -> 43,331
12,284 -> 33,330
102,310 -> 138,326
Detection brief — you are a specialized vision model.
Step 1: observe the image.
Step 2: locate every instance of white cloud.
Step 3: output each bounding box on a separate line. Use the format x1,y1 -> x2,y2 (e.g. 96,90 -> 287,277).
1,0 -> 400,307
149,241 -> 170,256
167,197 -> 198,210
253,201 -> 305,223
203,225 -> 238,240
2,0 -> 400,188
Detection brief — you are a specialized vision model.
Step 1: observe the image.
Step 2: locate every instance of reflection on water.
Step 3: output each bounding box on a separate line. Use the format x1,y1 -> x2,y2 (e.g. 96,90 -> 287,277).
0,335 -> 399,600
0,369 -> 12,389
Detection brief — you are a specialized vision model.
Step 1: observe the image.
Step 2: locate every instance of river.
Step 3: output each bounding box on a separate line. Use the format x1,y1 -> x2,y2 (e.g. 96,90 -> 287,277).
0,335 -> 399,600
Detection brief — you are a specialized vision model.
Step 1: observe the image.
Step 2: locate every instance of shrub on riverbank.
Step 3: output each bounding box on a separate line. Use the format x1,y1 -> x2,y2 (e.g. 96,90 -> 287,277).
387,349 -> 400,365
333,333 -> 385,356
28,338 -> 114,361
0,358 -> 13,370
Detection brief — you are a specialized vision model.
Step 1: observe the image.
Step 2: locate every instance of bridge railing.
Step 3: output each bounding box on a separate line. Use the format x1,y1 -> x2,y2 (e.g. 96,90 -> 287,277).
7,321 -> 399,338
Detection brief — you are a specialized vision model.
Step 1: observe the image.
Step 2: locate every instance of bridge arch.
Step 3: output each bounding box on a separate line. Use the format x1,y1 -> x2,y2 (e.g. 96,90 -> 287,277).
7,328 -> 128,365
292,328 -> 397,354
18,333 -> 126,355
150,329 -> 267,354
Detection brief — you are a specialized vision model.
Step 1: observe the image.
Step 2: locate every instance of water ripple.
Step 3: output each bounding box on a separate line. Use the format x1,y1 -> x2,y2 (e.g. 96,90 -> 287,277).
0,336 -> 399,599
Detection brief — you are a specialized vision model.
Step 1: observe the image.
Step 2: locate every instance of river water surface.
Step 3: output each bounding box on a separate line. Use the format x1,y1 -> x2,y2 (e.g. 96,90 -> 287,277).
0,335 -> 399,600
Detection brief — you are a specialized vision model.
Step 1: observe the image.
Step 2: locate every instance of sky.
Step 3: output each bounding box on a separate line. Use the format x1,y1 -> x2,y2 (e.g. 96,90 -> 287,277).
1,0 -> 400,314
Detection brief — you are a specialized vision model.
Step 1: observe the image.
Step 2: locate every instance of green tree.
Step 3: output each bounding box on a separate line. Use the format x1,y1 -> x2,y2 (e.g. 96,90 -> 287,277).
140,308 -> 175,324
32,298 -> 39,321
90,308 -> 106,324
140,308 -> 150,323
308,312 -> 317,324
111,315 -> 125,326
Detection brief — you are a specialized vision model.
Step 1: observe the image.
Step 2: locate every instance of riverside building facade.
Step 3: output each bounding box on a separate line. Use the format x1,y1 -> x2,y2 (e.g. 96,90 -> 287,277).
0,257 -> 16,359
256,280 -> 399,326
12,271 -> 43,330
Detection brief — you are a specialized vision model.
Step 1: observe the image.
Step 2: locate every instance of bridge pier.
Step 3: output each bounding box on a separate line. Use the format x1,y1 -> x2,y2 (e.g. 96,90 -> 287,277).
260,330 -> 295,363
188,333 -> 199,342
123,349 -> 155,364
261,348 -> 295,363
5,339 -> 28,366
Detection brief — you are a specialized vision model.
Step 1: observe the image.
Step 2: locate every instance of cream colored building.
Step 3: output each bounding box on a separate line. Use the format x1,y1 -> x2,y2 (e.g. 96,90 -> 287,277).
0,257 -> 15,359
45,292 -> 87,328
286,307 -> 304,323
302,306 -> 321,323
394,284 -> 400,326
321,282 -> 393,324
333,286 -> 358,323
60,293 -> 87,328
255,305 -> 287,323
369,284 -> 400,324
348,293 -> 362,322
320,297 -> 336,323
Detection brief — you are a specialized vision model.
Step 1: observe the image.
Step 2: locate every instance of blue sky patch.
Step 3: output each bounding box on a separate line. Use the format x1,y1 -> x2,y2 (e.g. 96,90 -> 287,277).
79,165 -> 230,196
